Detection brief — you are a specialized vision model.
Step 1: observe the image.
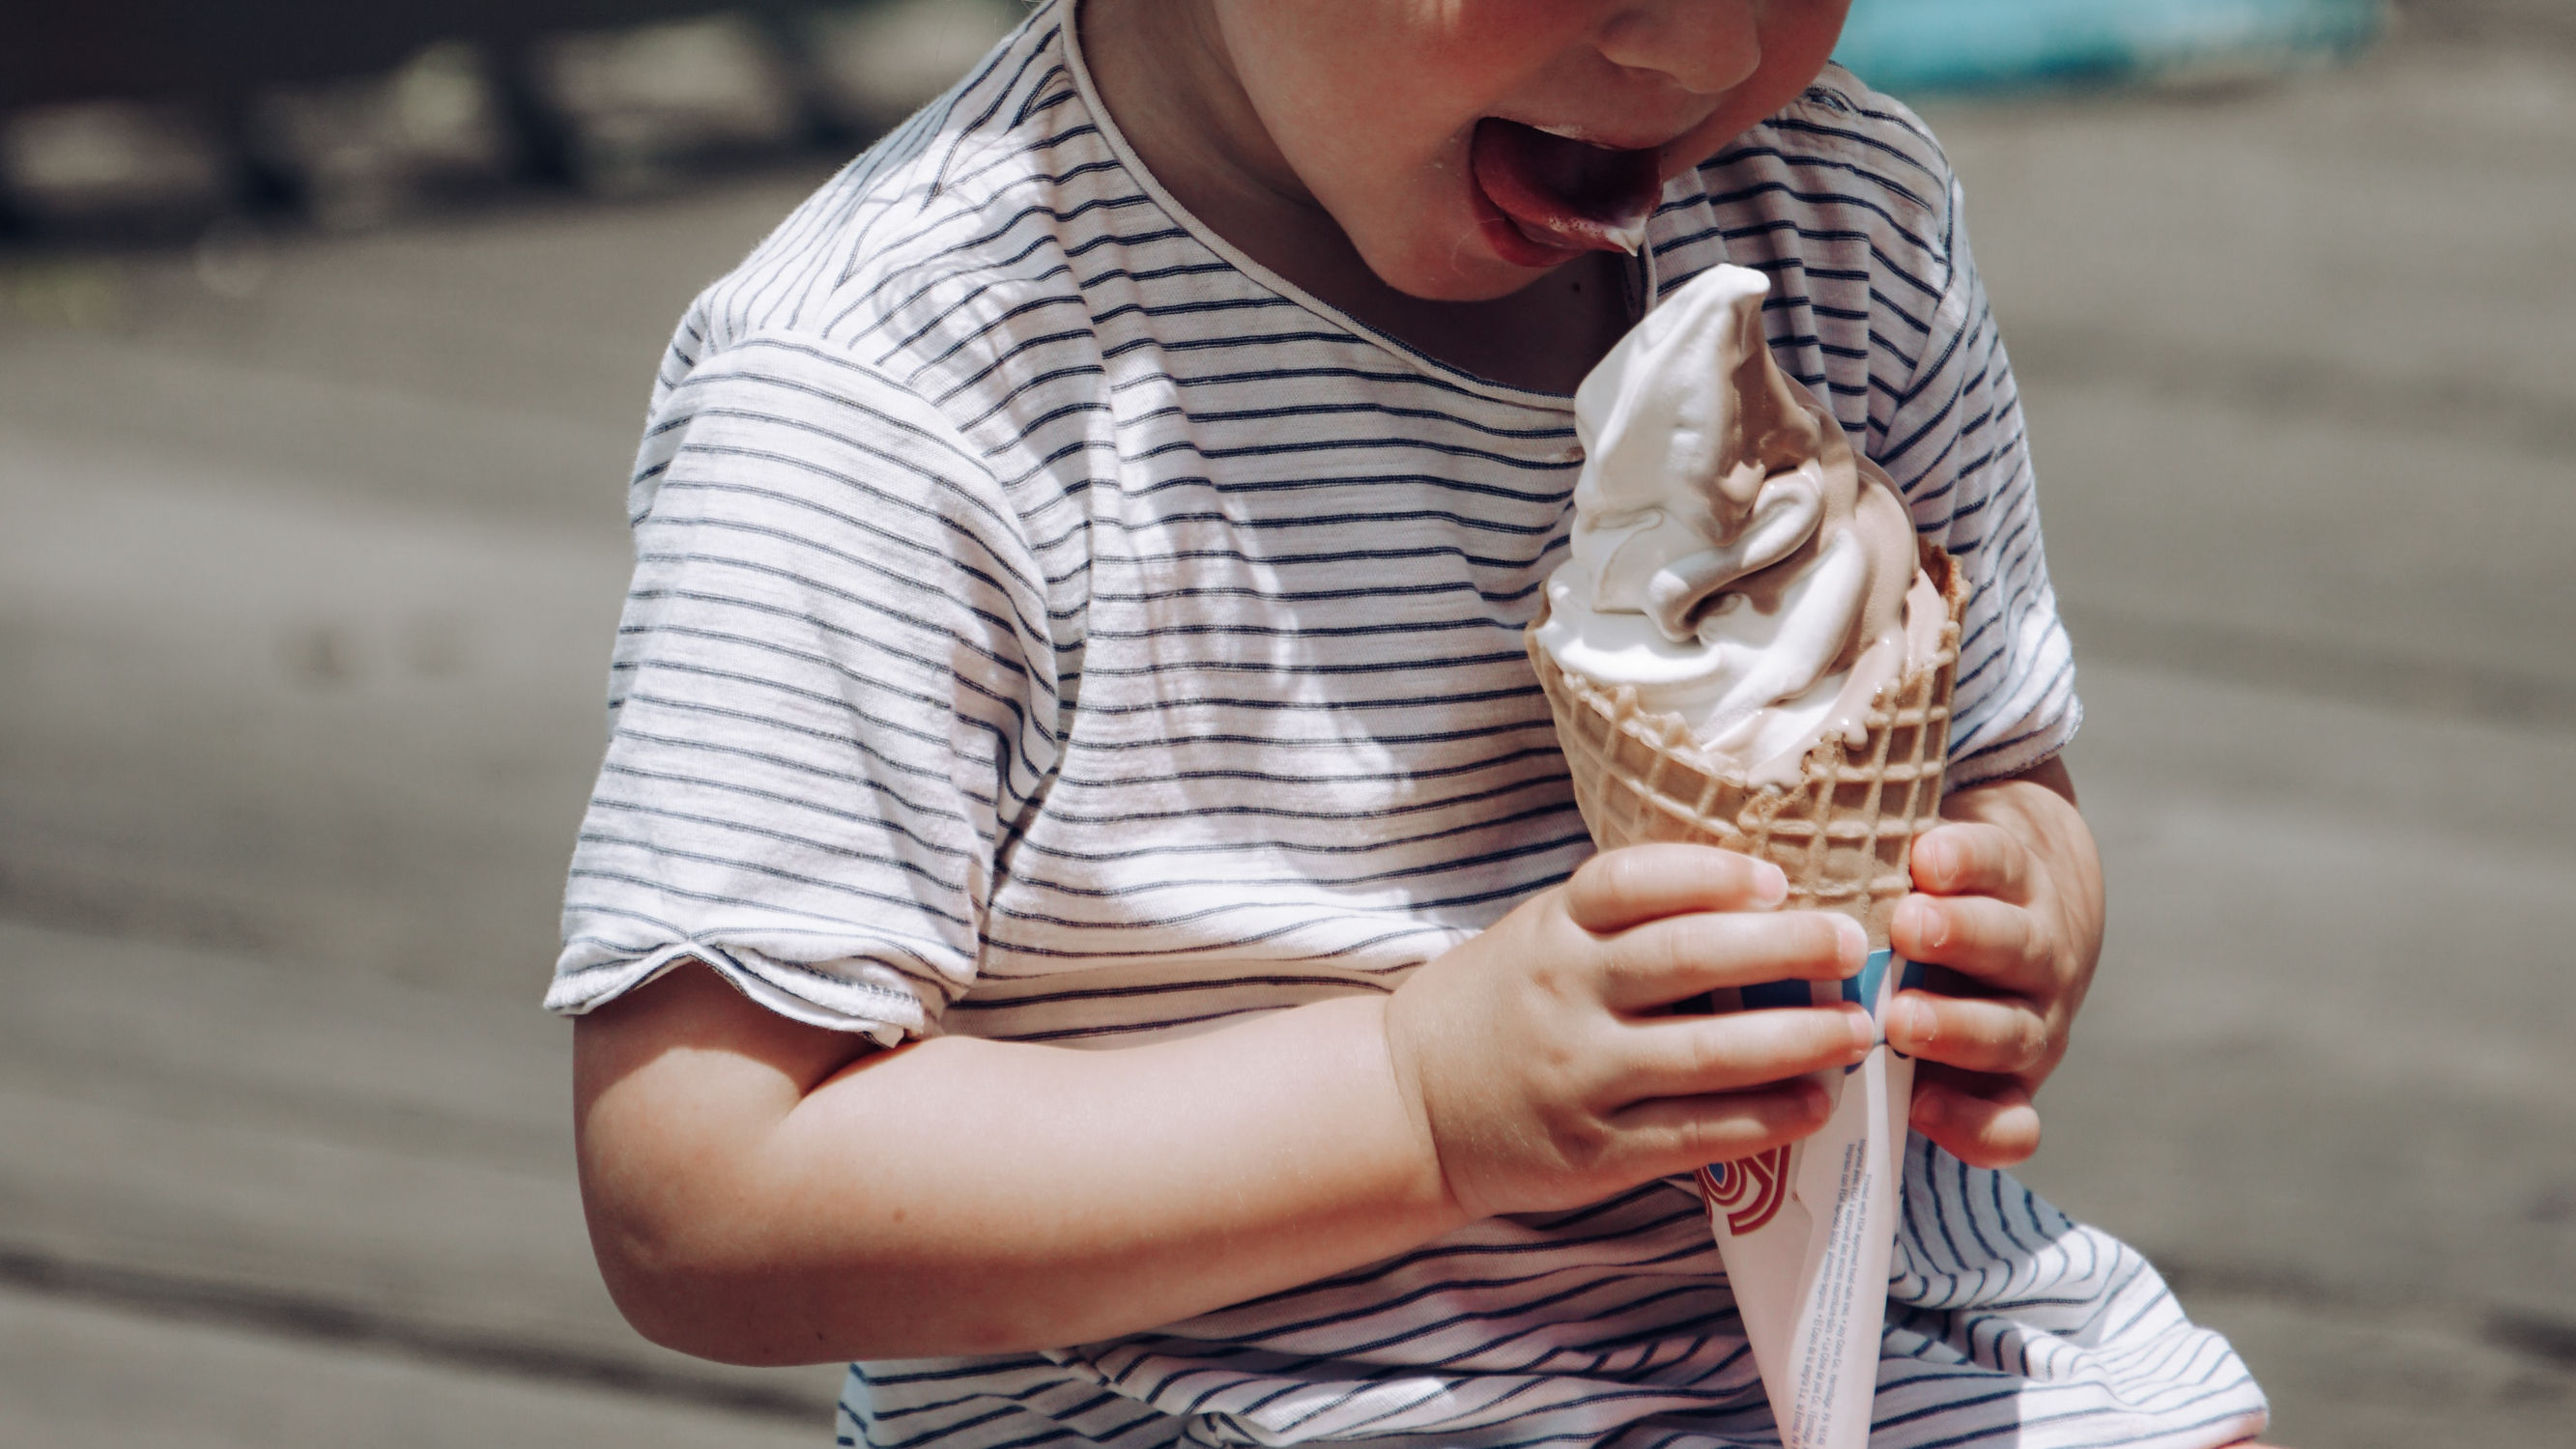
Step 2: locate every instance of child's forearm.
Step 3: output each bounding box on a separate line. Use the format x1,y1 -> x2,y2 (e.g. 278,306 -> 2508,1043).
574,965 -> 1465,1366
579,849 -> 1877,1365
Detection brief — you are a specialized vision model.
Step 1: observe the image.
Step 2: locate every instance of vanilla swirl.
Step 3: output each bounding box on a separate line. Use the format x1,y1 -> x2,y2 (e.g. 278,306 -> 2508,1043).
1535,266 -> 1942,785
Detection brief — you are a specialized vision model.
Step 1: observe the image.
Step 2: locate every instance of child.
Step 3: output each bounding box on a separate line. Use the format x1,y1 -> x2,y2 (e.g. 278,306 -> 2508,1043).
553,3 -> 2273,1445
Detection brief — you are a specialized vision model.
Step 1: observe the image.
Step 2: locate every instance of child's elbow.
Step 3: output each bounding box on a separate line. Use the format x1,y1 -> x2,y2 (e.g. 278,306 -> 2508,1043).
576,1163 -> 730,1357
582,1183 -> 832,1366
568,966 -> 888,1364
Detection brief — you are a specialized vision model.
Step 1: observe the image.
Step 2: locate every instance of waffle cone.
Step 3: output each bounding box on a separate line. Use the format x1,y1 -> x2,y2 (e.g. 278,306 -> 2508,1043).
1528,543 -> 1969,946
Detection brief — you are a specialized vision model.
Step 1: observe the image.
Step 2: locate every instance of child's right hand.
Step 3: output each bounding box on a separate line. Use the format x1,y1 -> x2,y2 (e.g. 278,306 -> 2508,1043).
1383,843 -> 1875,1222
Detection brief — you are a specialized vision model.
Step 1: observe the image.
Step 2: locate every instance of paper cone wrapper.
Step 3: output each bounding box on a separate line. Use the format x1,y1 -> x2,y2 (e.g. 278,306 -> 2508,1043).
1526,543 -> 1969,1449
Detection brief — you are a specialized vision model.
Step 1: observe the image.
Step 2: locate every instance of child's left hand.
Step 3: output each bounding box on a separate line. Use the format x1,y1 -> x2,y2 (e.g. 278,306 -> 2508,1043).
1884,755 -> 2104,1169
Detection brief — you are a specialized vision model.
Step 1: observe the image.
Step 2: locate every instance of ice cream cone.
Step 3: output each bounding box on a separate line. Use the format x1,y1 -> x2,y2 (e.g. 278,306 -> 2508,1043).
1528,540 -> 1968,1449
1527,541 -> 1968,948
1527,264 -> 1974,1449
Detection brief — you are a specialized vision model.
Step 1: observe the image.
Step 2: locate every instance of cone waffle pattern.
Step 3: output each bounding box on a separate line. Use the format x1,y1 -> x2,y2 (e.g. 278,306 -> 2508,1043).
1529,545 -> 1969,946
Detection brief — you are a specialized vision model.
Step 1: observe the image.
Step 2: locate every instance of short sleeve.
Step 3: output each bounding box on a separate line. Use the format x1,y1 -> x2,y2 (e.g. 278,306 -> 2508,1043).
1873,171 -> 2080,787
546,331 -> 1075,1042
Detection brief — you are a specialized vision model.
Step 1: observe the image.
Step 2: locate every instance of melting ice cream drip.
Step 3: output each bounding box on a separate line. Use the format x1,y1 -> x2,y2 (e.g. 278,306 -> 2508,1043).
1535,266 -> 1939,785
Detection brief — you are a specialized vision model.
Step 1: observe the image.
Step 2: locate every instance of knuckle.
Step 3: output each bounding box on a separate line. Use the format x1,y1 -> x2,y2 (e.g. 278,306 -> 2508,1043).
2003,906 -> 2044,962
1949,904 -> 1996,963
1525,945 -> 1573,992
1594,847 -> 1645,898
1964,825 -> 2006,872
1962,904 -> 2017,966
1710,847 -> 1765,895
1523,890 -> 1580,949
1607,927 -> 1673,996
1997,1016 -> 2048,1072
1546,1111 -> 1616,1174
1678,1108 -> 1744,1168
1670,1115 -> 1713,1166
1934,825 -> 2008,891
1688,1022 -> 1739,1083
1664,1112 -> 1721,1173
1529,950 -> 1599,1009
1563,859 -> 1615,924
2019,1019 -> 2054,1071
1674,1102 -> 1737,1165
1792,1078 -> 1833,1124
1818,1011 -> 1867,1062
1653,921 -> 1703,978
1989,838 -> 2037,898
1796,912 -> 1852,965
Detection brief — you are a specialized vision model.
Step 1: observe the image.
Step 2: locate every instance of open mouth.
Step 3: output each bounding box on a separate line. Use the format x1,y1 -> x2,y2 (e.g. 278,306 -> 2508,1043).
1469,117 -> 1664,266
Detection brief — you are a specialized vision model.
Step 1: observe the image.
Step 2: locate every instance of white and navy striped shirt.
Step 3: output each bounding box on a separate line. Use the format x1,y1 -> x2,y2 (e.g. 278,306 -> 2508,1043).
550,7 -> 2264,1446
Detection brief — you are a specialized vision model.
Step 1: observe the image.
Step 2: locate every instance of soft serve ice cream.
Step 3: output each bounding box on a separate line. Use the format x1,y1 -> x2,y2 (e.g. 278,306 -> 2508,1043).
1533,265 -> 1946,786
1528,265 -> 1972,1449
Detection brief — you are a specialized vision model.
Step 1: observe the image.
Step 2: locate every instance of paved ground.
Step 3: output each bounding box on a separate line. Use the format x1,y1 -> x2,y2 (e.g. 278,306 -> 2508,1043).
3,15 -> 2572,1447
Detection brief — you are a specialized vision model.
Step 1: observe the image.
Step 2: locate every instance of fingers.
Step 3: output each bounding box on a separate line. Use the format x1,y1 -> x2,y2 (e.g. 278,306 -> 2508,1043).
1597,909 -> 1867,1013
1564,844 -> 1786,934
1884,990 -> 2052,1077
1909,821 -> 2030,901
1909,1067 -> 2041,1168
1620,1005 -> 1875,1099
1890,893 -> 2051,995
1610,1080 -> 1835,1174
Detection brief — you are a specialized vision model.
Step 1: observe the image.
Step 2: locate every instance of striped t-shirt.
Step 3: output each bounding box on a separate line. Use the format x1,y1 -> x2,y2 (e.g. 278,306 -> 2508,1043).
549,6 -> 2266,1446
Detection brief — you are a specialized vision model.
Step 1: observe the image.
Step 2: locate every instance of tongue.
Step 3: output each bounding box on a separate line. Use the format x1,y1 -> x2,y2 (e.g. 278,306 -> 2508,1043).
1471,118 -> 1662,256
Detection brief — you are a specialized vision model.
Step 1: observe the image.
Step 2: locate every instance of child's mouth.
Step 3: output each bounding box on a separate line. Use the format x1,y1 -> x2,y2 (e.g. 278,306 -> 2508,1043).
1469,118 -> 1663,267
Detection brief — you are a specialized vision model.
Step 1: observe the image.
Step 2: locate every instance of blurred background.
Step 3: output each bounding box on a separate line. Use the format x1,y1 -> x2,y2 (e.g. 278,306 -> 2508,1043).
1,0 -> 2569,1444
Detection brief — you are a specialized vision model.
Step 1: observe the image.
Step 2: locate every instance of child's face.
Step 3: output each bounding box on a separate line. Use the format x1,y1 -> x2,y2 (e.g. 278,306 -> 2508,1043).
1203,1 -> 1851,300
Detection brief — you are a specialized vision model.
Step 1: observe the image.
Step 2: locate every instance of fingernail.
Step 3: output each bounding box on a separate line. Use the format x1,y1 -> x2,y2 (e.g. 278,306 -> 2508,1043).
1754,863 -> 1788,906
1895,998 -> 1932,1046
1905,899 -> 1946,951
1846,1008 -> 1877,1053
1912,1090 -> 1947,1130
1837,915 -> 1869,972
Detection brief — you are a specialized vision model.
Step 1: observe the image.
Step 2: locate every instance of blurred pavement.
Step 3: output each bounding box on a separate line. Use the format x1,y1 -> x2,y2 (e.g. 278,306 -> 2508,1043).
1929,28 -> 2576,1443
2,16 -> 2572,1448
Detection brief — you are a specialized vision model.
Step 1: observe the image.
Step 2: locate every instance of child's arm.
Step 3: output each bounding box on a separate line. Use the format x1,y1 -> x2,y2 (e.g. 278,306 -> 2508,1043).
1886,754 -> 2105,1167
574,847 -> 1876,1366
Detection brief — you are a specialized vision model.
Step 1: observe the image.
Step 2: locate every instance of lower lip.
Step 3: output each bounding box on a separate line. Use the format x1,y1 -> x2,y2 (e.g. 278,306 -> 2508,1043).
1466,169 -> 1591,271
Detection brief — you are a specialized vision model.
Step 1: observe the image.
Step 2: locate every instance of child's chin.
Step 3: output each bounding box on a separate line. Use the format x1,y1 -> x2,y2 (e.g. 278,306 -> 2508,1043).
1365,235 -> 1571,304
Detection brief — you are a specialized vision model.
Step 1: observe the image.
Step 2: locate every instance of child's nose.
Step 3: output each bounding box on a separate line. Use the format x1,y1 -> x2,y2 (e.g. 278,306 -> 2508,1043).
1595,1 -> 1764,97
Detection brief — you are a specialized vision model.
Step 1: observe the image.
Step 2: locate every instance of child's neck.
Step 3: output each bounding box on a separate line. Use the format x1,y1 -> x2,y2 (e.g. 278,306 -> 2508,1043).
1264,248 -> 1637,397
1316,251 -> 1638,398
1082,0 -> 1635,396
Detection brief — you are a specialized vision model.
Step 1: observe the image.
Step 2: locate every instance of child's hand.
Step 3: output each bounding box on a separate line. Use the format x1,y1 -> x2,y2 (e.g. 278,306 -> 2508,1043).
1886,756 -> 2105,1170
1384,843 -> 1877,1223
